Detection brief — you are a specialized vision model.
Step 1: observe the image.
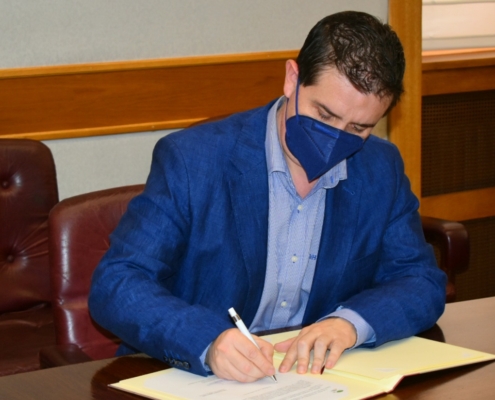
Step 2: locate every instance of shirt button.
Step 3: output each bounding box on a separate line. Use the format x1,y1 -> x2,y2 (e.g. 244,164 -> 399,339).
281,301 -> 287,308
291,255 -> 298,262
297,205 -> 303,211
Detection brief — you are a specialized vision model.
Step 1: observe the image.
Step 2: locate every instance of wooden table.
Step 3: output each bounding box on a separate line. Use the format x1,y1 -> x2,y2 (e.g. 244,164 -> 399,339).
1,297 -> 494,400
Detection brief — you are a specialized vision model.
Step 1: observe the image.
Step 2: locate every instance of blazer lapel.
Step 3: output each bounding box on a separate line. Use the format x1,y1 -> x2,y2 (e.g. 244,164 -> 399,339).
227,109 -> 270,324
303,176 -> 363,323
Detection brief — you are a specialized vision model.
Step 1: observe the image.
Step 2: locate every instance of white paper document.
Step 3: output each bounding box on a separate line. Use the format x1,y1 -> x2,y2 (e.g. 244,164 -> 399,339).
145,369 -> 348,400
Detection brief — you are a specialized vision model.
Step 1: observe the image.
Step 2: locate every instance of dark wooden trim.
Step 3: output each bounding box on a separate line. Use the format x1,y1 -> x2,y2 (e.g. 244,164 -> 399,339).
422,48 -> 495,96
0,51 -> 297,140
422,48 -> 495,71
423,65 -> 495,96
0,52 -> 298,79
421,187 -> 495,222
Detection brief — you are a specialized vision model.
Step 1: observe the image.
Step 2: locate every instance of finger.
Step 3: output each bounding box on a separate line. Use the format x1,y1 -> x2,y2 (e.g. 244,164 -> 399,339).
324,341 -> 347,370
273,337 -> 296,353
278,341 -> 298,373
295,337 -> 313,374
279,335 -> 312,374
214,346 -> 270,382
310,338 -> 329,374
209,347 -> 261,382
224,360 -> 265,383
237,339 -> 276,377
255,337 -> 275,362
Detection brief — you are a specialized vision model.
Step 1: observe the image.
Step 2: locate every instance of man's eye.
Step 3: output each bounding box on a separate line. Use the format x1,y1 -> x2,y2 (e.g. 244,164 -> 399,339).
351,125 -> 365,134
318,111 -> 332,121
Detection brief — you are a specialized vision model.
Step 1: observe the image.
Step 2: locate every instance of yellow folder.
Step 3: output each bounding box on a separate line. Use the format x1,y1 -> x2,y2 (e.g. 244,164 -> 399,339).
110,331 -> 495,400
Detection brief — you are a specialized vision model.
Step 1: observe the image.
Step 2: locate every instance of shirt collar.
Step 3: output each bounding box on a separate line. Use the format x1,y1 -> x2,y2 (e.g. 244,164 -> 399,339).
265,97 -> 347,190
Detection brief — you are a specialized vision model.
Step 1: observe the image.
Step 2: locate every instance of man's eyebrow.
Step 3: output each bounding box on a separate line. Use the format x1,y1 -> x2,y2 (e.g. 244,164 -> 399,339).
315,101 -> 376,128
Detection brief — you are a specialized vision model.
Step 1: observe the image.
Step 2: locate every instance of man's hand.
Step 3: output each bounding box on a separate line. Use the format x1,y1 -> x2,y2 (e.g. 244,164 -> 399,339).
206,328 -> 276,382
274,318 -> 357,374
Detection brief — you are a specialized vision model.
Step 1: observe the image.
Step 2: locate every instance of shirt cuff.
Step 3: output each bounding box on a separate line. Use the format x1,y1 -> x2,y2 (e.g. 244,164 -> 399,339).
200,343 -> 213,373
318,307 -> 376,348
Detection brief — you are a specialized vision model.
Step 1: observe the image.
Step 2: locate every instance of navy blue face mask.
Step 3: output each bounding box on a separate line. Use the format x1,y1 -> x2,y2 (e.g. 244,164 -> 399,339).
285,83 -> 365,181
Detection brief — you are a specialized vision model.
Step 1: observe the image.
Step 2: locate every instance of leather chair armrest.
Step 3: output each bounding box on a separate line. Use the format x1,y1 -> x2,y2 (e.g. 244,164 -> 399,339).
421,216 -> 470,303
421,216 -> 470,275
39,344 -> 93,369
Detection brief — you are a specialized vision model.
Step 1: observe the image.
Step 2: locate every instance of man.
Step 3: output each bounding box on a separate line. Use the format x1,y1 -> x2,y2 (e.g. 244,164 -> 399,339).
89,11 -> 446,383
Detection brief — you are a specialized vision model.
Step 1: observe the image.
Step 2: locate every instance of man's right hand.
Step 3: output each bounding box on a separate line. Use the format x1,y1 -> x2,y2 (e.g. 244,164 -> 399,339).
206,328 -> 275,382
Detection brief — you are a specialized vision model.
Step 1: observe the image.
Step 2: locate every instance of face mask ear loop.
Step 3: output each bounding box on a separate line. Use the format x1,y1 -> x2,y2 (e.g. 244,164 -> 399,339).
285,80 -> 301,123
295,80 -> 301,122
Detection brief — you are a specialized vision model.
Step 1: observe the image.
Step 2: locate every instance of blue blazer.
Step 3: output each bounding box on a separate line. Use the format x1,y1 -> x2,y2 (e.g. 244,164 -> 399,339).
89,101 -> 446,376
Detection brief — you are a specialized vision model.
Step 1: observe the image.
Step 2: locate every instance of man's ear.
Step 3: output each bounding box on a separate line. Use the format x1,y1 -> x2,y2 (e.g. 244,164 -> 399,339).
283,60 -> 299,98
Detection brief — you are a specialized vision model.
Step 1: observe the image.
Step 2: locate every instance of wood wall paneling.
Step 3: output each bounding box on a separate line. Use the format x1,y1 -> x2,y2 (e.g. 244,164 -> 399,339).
421,48 -> 495,300
0,51 -> 297,140
388,0 -> 423,198
421,48 -> 495,222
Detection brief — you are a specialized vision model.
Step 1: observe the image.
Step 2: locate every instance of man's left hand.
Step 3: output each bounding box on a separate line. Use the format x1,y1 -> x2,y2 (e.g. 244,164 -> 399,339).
274,318 -> 357,374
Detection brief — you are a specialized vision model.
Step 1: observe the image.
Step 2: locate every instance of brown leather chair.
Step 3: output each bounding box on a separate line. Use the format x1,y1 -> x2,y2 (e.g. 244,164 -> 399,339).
40,184 -> 145,368
40,184 -> 469,368
0,139 -> 58,376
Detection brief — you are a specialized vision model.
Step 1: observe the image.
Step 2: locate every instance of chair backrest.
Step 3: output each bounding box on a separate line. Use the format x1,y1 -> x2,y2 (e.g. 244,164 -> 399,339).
0,139 -> 58,314
49,184 -> 144,360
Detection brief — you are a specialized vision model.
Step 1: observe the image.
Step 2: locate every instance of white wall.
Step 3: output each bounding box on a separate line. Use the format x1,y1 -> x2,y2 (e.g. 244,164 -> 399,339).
1,0 -> 388,199
423,0 -> 495,50
47,131 -> 170,201
0,0 -> 388,69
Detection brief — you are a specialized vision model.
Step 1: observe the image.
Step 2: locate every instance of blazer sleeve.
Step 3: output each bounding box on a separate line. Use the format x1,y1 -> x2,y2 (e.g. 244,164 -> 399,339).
338,144 -> 447,346
88,136 -> 232,376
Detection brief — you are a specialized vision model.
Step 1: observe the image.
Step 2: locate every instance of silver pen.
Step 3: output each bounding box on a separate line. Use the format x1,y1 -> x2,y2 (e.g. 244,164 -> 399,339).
228,307 -> 277,382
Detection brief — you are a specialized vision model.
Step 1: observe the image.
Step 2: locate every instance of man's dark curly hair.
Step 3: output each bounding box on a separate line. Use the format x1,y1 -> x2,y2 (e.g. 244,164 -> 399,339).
297,11 -> 405,112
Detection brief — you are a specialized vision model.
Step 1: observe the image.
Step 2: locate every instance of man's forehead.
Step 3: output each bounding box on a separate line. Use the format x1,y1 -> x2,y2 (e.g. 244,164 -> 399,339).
309,67 -> 378,96
302,69 -> 391,122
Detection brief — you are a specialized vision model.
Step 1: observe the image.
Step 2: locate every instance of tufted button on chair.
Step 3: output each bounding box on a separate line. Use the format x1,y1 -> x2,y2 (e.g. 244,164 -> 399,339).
0,139 -> 58,376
